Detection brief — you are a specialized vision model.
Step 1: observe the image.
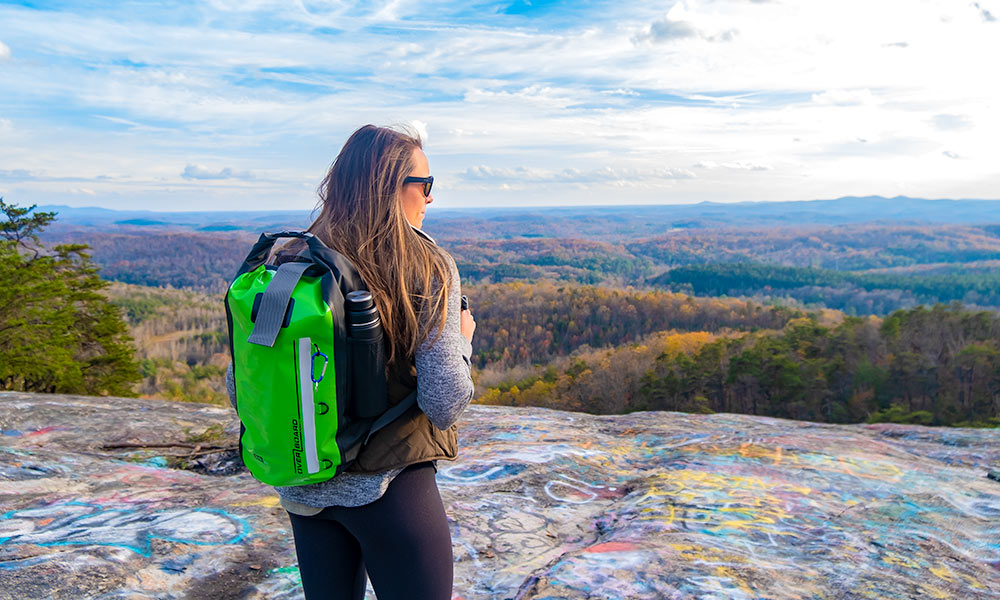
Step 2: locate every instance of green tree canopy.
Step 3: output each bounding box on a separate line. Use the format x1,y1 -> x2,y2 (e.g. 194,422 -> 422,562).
0,198 -> 140,395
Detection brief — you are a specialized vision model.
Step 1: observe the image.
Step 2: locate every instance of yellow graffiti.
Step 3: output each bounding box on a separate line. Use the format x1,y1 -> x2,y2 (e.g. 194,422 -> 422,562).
794,453 -> 904,481
929,563 -> 955,581
881,551 -> 920,569
629,472 -> 813,536
638,503 -> 675,525
712,566 -> 755,595
923,562 -> 990,596
232,496 -> 281,508
959,571 -> 987,590
645,469 -> 813,498
714,505 -> 796,535
921,585 -> 953,600
833,455 -> 905,480
689,442 -> 906,482
669,543 -> 749,565
737,442 -> 791,466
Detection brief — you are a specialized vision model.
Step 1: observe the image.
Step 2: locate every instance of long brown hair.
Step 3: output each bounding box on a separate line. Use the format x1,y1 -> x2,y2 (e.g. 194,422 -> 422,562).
301,124 -> 451,366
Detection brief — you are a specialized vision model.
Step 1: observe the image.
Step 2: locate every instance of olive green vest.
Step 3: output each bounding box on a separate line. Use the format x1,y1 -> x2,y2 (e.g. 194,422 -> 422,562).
346,360 -> 458,474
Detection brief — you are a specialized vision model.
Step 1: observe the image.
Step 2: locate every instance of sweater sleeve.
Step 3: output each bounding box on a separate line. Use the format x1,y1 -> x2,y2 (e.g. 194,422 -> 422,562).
415,256 -> 475,430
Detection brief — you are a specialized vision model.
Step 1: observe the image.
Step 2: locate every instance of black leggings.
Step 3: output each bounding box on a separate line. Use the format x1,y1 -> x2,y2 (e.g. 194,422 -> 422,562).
286,462 -> 453,600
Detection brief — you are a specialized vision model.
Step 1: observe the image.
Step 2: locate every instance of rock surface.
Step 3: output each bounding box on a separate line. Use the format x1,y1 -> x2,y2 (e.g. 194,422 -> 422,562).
1,391 -> 999,599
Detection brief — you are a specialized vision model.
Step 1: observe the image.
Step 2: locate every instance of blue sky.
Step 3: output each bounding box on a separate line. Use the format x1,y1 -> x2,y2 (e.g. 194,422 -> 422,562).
0,0 -> 998,211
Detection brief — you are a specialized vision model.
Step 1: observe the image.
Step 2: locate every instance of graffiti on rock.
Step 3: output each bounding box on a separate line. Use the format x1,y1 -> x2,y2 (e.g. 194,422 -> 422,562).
0,501 -> 248,557
2,391 -> 999,599
443,409 -> 1000,599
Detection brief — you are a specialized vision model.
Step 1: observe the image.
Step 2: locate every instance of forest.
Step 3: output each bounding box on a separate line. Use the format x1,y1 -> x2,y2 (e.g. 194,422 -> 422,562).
641,304 -> 1000,427
43,221 -> 1000,314
10,201 -> 1000,428
105,283 -> 230,404
102,277 -> 1000,428
481,304 -> 1000,428
467,281 -> 800,368
651,262 -> 1000,315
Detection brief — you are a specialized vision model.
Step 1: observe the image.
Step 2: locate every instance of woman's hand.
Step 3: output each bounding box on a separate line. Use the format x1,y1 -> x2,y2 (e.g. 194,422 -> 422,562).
460,308 -> 476,344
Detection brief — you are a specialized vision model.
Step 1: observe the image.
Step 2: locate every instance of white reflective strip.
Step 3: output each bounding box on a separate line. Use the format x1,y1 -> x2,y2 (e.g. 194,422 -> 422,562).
298,337 -> 320,474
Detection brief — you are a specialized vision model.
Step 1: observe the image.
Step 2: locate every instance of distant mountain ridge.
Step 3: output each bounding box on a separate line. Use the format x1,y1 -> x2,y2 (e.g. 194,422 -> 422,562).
35,196 -> 1000,242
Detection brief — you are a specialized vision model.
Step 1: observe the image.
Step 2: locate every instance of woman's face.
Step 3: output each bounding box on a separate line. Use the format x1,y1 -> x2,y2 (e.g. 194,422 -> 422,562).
401,147 -> 433,229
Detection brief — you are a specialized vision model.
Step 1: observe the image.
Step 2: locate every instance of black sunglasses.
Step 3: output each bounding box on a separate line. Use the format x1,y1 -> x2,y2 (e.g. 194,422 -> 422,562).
403,175 -> 433,197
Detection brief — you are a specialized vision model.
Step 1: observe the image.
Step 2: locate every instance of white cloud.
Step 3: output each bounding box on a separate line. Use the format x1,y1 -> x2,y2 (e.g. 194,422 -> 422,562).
410,120 -> 429,144
0,41 -> 10,61
460,165 -> 695,185
633,4 -> 738,44
972,1 -> 997,22
463,85 -> 575,110
447,128 -> 491,137
695,161 -> 771,171
811,89 -> 877,106
930,113 -> 973,130
373,0 -> 404,21
181,165 -> 253,180
602,88 -> 639,96
461,166 -> 559,181
634,16 -> 701,43
814,135 -> 938,158
0,169 -> 35,181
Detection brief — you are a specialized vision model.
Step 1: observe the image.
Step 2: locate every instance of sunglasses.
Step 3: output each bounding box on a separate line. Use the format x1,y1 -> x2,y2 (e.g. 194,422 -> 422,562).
403,175 -> 434,197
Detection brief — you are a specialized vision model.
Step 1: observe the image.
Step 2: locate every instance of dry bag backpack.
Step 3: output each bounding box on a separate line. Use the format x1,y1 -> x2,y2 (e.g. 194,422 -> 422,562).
224,230 -> 416,486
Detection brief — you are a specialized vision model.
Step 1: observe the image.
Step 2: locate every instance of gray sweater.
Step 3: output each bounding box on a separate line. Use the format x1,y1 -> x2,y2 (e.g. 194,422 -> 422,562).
226,246 -> 474,515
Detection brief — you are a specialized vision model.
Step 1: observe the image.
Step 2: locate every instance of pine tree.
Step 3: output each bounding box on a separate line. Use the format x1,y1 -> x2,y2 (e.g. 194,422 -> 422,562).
0,198 -> 140,395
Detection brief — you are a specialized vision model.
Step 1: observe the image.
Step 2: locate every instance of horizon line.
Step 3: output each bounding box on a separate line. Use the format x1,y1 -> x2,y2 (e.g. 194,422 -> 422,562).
31,195 -> 1000,215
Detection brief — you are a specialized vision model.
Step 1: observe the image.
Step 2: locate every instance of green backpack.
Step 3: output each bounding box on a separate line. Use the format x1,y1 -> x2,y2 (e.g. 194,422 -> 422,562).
225,231 -> 416,486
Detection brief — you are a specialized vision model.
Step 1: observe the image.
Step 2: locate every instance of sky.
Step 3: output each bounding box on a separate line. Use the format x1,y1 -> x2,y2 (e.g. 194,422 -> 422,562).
0,0 -> 998,211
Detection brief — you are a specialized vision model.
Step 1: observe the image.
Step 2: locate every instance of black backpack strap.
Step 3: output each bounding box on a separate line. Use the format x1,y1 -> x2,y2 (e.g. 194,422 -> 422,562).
364,390 -> 418,446
247,261 -> 312,347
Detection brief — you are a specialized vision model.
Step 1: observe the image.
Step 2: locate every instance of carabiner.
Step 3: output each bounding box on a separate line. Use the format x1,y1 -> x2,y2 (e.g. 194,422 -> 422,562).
311,345 -> 329,384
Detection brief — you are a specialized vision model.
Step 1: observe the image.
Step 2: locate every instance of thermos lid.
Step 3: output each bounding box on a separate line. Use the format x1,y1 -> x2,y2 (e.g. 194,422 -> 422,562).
346,290 -> 374,310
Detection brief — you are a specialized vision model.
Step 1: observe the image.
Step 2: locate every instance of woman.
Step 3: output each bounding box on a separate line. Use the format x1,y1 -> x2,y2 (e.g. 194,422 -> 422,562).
228,124 -> 475,599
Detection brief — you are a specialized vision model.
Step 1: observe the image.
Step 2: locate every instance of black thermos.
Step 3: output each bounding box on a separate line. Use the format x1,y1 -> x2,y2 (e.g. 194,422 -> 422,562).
345,291 -> 381,341
345,290 -> 388,418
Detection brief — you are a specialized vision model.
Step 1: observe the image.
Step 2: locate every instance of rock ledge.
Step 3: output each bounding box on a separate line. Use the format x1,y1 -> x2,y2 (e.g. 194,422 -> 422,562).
1,392 -> 999,599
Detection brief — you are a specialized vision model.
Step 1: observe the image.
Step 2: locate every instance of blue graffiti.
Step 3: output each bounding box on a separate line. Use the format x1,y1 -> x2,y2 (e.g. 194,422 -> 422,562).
439,462 -> 527,483
0,501 -> 250,558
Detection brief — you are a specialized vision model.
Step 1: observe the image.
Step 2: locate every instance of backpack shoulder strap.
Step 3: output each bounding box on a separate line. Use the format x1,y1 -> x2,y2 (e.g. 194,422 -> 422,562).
363,390 -> 418,446
339,390 -> 419,466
